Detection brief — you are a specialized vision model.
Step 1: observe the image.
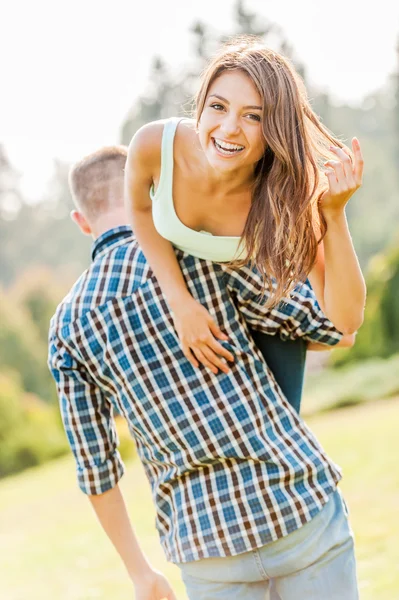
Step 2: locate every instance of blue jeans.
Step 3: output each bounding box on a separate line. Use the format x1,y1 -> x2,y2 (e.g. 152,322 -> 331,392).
178,489 -> 358,600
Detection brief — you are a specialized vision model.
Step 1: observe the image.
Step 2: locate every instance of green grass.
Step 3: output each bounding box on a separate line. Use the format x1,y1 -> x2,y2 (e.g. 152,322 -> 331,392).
306,398 -> 399,599
302,353 -> 399,415
0,398 -> 398,599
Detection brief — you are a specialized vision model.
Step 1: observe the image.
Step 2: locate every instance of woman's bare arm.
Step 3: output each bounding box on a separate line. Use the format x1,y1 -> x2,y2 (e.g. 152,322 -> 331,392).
308,138 -> 366,334
125,123 -> 191,309
124,123 -> 234,374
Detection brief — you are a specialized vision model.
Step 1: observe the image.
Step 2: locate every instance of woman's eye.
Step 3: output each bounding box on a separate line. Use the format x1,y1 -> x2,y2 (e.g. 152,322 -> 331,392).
210,103 -> 224,111
246,113 -> 261,122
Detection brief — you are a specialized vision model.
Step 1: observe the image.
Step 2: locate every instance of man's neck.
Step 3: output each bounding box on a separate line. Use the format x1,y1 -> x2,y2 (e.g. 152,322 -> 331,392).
92,209 -> 131,239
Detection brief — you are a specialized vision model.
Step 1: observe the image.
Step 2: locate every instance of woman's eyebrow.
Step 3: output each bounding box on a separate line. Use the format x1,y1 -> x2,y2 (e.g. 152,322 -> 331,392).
209,94 -> 262,111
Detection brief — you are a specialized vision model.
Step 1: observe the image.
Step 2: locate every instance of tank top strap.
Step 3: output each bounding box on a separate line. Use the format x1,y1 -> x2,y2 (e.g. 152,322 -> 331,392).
156,117 -> 183,200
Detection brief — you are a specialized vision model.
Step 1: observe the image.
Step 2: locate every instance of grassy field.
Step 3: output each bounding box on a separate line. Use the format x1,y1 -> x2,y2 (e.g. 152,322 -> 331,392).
0,397 -> 398,600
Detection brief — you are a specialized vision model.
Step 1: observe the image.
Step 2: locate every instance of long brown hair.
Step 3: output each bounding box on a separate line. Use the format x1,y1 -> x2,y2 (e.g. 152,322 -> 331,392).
195,36 -> 345,307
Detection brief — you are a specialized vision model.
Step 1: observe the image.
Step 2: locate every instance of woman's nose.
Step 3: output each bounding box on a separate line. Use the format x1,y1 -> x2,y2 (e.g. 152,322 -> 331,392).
220,114 -> 240,137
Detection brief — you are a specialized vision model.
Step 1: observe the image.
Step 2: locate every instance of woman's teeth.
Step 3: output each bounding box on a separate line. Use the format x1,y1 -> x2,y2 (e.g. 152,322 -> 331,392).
213,138 -> 245,155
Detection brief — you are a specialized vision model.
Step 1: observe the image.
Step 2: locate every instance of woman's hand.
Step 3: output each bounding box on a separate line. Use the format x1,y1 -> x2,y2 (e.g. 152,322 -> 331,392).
319,137 -> 364,215
172,296 -> 235,374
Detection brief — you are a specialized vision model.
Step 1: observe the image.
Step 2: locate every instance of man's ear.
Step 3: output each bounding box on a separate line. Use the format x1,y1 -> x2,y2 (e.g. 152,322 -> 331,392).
70,210 -> 92,236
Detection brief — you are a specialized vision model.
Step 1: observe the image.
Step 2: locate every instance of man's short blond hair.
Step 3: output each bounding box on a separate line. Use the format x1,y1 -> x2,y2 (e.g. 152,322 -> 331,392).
69,145 -> 128,220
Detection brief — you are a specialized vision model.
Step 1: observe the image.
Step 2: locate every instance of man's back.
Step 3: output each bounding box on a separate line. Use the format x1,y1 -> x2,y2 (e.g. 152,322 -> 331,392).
49,226 -> 342,564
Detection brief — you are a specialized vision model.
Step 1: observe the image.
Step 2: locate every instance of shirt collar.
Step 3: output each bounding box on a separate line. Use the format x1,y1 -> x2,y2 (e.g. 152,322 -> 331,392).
91,226 -> 134,261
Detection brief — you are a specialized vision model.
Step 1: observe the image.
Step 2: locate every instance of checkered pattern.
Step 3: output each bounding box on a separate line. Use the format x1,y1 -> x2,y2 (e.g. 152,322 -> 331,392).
49,226 -> 343,564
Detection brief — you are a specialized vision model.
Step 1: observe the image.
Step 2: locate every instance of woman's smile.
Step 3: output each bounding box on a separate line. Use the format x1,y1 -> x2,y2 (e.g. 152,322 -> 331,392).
212,137 -> 245,157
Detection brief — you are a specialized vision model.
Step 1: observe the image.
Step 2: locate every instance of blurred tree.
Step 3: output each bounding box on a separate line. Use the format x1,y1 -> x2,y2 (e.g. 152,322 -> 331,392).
0,287 -> 56,403
394,35 -> 399,169
0,159 -> 91,287
0,146 -> 23,283
121,57 -> 190,145
121,0 -> 306,145
0,145 -> 21,219
379,246 -> 399,356
0,370 -> 68,477
10,267 -> 64,345
331,244 -> 399,367
0,371 -> 24,442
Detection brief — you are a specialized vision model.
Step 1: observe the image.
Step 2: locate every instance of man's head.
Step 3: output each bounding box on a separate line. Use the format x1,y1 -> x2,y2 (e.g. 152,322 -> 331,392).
69,145 -> 129,238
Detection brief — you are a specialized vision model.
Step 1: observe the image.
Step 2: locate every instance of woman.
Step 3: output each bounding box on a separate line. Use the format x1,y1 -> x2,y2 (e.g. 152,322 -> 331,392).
126,36 -> 365,376
125,36 -> 365,599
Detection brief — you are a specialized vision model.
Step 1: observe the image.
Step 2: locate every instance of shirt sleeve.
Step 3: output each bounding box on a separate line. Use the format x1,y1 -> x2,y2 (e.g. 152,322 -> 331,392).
226,266 -> 343,347
48,334 -> 125,495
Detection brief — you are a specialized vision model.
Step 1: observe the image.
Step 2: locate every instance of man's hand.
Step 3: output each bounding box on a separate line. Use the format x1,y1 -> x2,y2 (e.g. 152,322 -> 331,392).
134,568 -> 177,600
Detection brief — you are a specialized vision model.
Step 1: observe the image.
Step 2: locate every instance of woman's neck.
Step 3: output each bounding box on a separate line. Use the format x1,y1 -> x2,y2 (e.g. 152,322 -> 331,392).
193,148 -> 256,196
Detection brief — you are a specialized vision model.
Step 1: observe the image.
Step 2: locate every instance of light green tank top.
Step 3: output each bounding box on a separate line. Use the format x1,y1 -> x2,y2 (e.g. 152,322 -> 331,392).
150,117 -> 244,262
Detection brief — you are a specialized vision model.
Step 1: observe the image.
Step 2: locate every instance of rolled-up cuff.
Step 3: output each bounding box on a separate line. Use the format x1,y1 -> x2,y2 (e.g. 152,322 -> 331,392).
302,326 -> 343,346
77,449 -> 125,495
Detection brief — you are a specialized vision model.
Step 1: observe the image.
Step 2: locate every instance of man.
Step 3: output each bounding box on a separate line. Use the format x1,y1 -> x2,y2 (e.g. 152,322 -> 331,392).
49,145 -> 357,600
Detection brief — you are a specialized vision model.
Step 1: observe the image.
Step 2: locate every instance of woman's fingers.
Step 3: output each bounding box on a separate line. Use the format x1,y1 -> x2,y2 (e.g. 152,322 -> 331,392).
328,140 -> 363,188
184,335 -> 234,374
182,345 -> 199,369
324,159 -> 345,180
175,301 -> 233,373
208,320 -> 229,342
207,339 -> 234,364
192,348 -> 219,374
352,137 -> 364,186
208,322 -> 234,361
328,145 -> 353,179
198,345 -> 230,374
324,159 -> 356,191
324,167 -> 339,194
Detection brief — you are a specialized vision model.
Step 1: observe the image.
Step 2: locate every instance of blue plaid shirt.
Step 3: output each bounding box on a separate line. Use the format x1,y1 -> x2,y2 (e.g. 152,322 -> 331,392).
49,226 -> 343,564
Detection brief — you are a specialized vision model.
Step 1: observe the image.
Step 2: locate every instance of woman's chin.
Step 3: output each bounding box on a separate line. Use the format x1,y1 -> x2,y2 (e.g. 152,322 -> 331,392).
206,149 -> 242,171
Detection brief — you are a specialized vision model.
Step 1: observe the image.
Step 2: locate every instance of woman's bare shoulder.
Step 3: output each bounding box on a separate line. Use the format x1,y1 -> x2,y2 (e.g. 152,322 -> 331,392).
175,118 -> 200,163
127,117 -> 197,170
127,119 -> 165,163
177,117 -> 197,140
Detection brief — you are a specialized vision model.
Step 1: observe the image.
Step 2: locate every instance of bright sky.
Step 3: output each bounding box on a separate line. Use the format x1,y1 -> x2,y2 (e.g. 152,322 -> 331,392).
2,0 -> 399,199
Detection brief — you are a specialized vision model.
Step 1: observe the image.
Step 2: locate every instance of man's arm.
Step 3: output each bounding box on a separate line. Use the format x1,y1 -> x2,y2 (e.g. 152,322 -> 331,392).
48,335 -> 176,600
89,485 -> 176,600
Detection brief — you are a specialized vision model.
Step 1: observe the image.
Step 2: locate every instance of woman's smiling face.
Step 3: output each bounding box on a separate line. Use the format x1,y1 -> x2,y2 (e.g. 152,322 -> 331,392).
198,69 -> 266,174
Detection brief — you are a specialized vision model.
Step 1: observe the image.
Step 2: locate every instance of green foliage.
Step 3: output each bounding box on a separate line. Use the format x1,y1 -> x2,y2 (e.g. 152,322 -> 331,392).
0,288 -> 55,402
0,370 -> 25,438
0,371 -> 68,477
303,354 -> 399,415
11,267 -> 65,345
330,244 -> 399,367
314,94 -> 399,266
